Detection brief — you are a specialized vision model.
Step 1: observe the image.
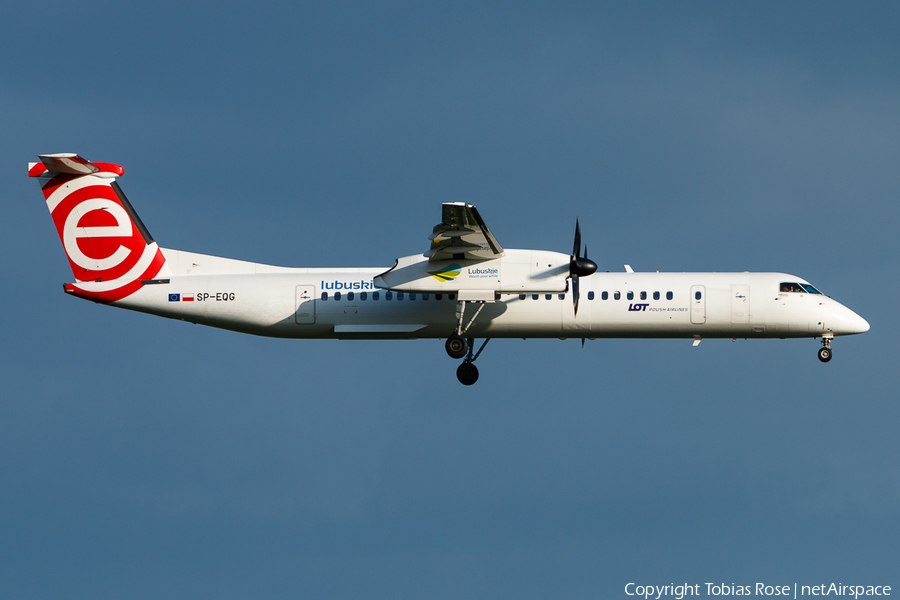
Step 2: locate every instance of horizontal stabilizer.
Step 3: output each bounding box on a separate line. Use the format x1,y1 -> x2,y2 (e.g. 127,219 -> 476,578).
29,153 -> 123,178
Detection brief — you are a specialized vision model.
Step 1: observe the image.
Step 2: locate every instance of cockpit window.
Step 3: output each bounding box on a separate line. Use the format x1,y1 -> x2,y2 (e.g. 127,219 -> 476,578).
781,282 -> 823,294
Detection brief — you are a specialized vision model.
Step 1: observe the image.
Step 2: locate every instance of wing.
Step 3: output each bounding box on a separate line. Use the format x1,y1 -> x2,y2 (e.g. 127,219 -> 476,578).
425,202 -> 504,261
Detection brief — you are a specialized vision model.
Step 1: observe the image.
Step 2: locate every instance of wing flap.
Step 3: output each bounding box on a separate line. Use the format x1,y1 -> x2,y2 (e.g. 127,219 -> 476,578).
428,203 -> 504,261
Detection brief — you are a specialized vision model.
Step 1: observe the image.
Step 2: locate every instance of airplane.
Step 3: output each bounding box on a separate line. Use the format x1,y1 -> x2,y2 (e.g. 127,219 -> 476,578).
28,153 -> 870,385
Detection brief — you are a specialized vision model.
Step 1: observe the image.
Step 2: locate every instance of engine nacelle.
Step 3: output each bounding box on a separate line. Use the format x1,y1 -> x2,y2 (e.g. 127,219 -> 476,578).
374,249 -> 571,297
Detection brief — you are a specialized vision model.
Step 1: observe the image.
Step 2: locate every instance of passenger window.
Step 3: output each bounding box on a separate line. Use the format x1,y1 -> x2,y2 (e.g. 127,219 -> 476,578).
361,292 -> 367,301
640,291 -> 647,300
519,294 -> 526,300
653,291 -> 660,300
601,291 -> 608,300
695,291 -> 702,300
335,292 -> 342,301
559,294 -> 565,300
409,293 -> 415,300
545,294 -> 552,300
588,291 -> 595,300
614,291 -> 621,300
627,292 -> 634,300
435,294 -> 442,300
532,294 -> 539,300
373,292 -> 380,300
422,294 -> 429,300
321,292 -> 327,301
449,294 -> 456,301
666,291 -> 673,300
347,292 -> 354,301
386,291 -> 392,300
397,292 -> 404,300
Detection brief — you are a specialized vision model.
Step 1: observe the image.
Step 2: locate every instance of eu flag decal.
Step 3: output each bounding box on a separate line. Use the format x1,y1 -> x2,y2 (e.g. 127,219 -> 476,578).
169,293 -> 180,302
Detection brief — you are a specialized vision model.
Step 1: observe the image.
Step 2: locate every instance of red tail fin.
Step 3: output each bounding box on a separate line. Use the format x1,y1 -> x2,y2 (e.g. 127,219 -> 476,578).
29,153 -> 167,303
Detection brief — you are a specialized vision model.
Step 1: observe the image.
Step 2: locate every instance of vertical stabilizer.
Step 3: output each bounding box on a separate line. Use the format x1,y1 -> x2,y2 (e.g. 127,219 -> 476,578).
29,153 -> 168,303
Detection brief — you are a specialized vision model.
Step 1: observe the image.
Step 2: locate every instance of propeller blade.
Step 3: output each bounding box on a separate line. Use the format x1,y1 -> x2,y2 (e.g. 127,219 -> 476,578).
572,274 -> 580,317
568,217 -> 596,318
573,218 -> 581,258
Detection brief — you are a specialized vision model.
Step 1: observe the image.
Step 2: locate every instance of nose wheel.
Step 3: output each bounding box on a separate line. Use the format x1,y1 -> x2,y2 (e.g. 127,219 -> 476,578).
818,335 -> 833,363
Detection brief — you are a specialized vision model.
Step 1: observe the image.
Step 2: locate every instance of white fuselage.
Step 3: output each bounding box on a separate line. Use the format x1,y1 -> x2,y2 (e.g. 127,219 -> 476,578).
109,249 -> 869,341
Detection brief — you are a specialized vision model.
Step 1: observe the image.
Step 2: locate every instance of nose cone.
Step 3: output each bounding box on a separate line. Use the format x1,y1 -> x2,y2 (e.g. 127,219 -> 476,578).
851,313 -> 870,334
831,304 -> 870,336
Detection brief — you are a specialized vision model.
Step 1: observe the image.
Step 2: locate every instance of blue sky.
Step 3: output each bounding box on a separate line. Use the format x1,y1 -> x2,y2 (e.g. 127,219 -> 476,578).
2,2 -> 898,598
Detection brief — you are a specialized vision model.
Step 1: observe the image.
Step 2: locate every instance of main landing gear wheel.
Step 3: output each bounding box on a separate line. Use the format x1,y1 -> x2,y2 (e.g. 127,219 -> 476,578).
457,361 -> 479,385
446,334 -> 468,359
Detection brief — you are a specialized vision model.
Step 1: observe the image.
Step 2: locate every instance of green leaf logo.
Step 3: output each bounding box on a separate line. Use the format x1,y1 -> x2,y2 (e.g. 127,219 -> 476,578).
427,263 -> 461,282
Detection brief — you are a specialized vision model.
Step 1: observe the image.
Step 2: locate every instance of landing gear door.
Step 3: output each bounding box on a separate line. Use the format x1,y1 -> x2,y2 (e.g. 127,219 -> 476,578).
295,286 -> 316,324
691,285 -> 706,324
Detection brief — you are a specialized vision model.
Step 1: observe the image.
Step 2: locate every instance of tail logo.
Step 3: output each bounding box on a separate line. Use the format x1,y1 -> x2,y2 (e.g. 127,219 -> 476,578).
62,198 -> 135,272
51,185 -> 149,282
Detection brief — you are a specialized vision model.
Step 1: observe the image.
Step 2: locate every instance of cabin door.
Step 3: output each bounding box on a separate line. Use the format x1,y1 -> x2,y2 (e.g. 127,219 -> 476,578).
690,285 -> 706,324
295,286 -> 316,324
731,285 -> 750,323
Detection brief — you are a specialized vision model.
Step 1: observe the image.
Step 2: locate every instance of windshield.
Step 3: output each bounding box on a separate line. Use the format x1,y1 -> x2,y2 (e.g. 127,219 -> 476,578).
780,282 -> 823,294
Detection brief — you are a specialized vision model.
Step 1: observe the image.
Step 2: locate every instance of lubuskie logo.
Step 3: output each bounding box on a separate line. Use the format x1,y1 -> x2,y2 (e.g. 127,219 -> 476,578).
320,280 -> 376,290
428,264 -> 461,282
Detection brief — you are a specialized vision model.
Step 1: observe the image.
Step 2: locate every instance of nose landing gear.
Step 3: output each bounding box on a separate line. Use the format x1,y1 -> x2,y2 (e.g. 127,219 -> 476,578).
818,335 -> 833,363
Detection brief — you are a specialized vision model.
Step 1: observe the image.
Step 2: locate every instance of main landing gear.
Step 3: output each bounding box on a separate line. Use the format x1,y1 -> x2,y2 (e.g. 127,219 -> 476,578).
457,360 -> 479,386
446,334 -> 468,359
453,337 -> 491,385
447,300 -> 490,385
818,334 -> 833,363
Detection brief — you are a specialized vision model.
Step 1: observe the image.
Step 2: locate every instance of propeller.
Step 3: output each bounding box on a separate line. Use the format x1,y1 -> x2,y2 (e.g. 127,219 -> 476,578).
570,218 -> 598,317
